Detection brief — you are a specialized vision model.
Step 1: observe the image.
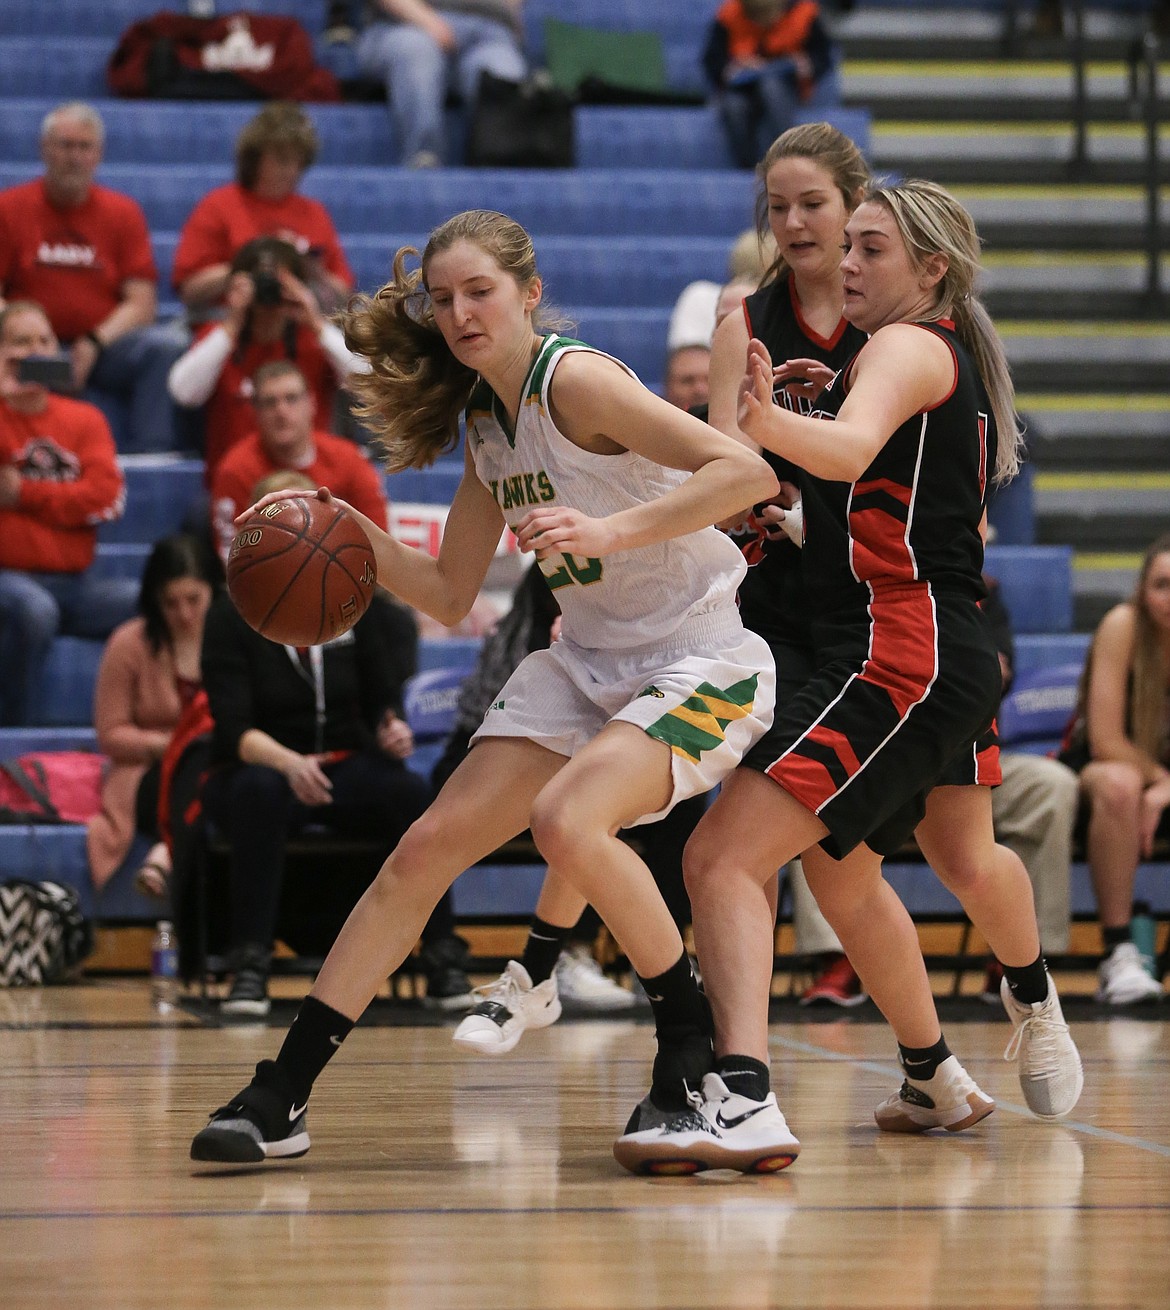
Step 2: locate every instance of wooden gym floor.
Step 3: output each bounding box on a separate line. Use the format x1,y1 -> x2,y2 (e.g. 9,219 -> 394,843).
3,979 -> 1169,1310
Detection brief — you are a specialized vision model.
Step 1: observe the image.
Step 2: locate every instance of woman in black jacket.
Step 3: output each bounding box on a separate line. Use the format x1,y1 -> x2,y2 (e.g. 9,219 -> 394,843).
199,590 -> 465,1015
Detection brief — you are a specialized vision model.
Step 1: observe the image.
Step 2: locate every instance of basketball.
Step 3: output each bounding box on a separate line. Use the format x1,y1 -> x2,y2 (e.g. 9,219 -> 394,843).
226,495 -> 377,647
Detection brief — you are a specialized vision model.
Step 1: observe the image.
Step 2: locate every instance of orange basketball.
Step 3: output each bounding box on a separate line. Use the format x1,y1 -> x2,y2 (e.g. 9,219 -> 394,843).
226,496 -> 377,647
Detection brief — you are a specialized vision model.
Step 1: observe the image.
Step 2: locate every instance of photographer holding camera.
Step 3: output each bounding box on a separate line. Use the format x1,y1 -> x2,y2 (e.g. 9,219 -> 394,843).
167,237 -> 363,485
0,299 -> 137,726
171,101 -> 353,317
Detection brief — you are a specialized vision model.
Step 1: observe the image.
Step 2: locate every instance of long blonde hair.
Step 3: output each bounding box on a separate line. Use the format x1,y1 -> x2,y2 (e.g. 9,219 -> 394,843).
338,210 -> 562,471
754,121 -> 870,289
1128,532 -> 1170,760
862,178 -> 1022,486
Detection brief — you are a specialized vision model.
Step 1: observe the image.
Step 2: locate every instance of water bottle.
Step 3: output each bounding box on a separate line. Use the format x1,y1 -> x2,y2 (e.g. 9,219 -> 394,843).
1130,902 -> 1158,979
151,920 -> 179,1011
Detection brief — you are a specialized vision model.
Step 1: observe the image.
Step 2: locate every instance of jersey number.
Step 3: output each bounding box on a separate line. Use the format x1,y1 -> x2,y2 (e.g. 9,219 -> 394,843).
541,553 -> 603,590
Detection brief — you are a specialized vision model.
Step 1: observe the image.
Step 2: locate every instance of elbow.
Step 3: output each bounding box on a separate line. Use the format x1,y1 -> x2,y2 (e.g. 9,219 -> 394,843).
745,454 -> 780,504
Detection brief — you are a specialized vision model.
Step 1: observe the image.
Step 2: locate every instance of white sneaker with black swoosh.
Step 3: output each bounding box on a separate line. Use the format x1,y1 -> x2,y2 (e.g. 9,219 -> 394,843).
692,1072 -> 801,1173
612,1073 -> 800,1175
190,1060 -> 311,1164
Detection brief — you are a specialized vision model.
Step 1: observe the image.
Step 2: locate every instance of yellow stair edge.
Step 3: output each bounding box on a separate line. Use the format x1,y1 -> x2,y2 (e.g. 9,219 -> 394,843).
1035,471 -> 1170,491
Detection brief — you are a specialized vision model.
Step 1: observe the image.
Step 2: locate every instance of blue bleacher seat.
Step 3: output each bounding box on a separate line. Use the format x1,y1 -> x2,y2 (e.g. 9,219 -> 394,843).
91,542 -> 150,585
0,727 -> 99,755
1013,632 -> 1092,680
0,162 -> 759,241
418,636 -> 483,673
987,461 -> 1035,546
100,457 -> 204,545
0,38 -> 110,98
36,637 -> 105,728
984,543 -> 1073,634
997,661 -> 1083,755
576,105 -> 870,171
386,465 -> 463,506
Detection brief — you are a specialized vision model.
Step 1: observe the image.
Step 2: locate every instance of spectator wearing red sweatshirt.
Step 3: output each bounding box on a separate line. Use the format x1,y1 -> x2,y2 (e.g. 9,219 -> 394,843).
0,102 -> 186,453
0,300 -> 137,725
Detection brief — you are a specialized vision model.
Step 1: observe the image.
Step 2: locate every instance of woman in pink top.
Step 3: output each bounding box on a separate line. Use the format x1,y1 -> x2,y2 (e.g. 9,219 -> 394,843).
87,534 -> 221,894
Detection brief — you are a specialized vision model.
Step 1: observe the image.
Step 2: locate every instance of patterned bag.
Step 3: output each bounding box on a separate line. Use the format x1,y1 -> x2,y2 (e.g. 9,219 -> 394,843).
0,880 -> 92,986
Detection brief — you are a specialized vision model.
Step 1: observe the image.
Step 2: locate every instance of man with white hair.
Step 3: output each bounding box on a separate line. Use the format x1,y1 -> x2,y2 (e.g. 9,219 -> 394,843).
0,102 -> 184,452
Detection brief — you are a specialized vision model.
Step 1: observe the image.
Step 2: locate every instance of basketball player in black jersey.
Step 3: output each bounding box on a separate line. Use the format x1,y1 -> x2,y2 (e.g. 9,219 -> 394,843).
617,177 -> 1083,1176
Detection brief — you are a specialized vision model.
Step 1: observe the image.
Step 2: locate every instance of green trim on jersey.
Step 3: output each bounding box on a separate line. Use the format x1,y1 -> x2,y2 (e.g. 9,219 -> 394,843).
526,334 -> 588,405
645,675 -> 761,764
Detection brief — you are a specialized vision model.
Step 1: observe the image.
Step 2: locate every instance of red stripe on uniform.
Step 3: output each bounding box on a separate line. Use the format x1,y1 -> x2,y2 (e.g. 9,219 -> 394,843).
807,723 -> 862,776
767,752 -> 839,812
853,476 -> 911,506
859,587 -> 939,718
975,740 -> 1001,786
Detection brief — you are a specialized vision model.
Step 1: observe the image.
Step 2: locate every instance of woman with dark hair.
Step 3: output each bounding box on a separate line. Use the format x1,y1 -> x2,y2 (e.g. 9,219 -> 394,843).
86,533 -> 222,897
167,236 -> 361,481
1060,531 -> 1170,1003
171,101 -> 353,314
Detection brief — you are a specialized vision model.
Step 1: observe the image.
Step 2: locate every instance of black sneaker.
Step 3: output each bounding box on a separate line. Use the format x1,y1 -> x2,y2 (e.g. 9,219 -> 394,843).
419,933 -> 475,1011
190,1060 -> 310,1163
222,944 -> 271,1017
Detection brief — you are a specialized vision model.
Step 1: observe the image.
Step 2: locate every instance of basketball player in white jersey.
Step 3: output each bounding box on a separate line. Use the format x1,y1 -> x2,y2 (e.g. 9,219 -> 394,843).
190,208 -> 792,1172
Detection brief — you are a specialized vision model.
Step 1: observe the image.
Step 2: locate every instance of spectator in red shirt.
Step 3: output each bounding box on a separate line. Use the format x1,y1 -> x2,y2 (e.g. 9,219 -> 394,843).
0,300 -> 138,725
210,359 -> 387,562
0,103 -> 186,454
168,237 -> 361,483
172,102 -> 354,317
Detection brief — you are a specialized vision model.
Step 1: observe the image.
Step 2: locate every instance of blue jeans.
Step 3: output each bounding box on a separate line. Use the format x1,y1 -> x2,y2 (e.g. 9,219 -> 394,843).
82,320 -> 189,454
716,60 -> 805,169
0,569 -> 139,725
357,12 -> 526,162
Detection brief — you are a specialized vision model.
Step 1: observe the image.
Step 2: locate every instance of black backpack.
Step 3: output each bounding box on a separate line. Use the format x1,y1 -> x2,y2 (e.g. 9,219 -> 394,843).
0,880 -> 92,986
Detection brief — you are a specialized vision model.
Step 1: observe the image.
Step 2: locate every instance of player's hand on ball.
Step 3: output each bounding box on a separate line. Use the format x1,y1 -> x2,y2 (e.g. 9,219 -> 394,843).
285,753 -> 333,807
236,484 -> 341,527
515,506 -> 614,560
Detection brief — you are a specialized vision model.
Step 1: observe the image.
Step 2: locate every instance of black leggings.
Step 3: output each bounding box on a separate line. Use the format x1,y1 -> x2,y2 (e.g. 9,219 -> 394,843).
200,751 -> 435,954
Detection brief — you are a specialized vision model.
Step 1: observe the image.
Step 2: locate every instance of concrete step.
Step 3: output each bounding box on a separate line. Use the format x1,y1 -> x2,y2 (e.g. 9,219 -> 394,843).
1070,550 -> 1143,628
836,5 -> 1158,60
981,250 -> 1168,317
1000,319 -> 1170,388
950,183 -> 1169,250
843,58 -> 1170,121
1035,470 -> 1170,550
870,120 -> 1170,184
1019,393 -> 1170,466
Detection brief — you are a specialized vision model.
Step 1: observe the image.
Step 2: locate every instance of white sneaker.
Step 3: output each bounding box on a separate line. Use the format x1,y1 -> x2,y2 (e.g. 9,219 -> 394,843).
451,960 -> 561,1055
874,1054 -> 996,1134
1096,942 -> 1163,1005
555,947 -> 638,1012
1001,975 -> 1084,1120
612,1072 -> 800,1176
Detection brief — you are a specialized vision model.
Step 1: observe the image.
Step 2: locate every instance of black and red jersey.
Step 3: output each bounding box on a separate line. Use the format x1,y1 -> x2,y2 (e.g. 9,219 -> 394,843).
801,319 -> 997,614
737,275 -> 866,643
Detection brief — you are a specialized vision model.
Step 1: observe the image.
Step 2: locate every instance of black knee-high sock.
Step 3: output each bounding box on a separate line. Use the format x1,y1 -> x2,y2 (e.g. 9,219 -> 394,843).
270,996 -> 355,1106
638,951 -> 713,1109
521,916 -> 572,985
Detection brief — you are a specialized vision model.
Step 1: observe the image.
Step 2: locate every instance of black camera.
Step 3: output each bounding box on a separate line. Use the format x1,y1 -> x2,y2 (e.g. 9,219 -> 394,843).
251,270 -> 284,307
17,353 -> 73,390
